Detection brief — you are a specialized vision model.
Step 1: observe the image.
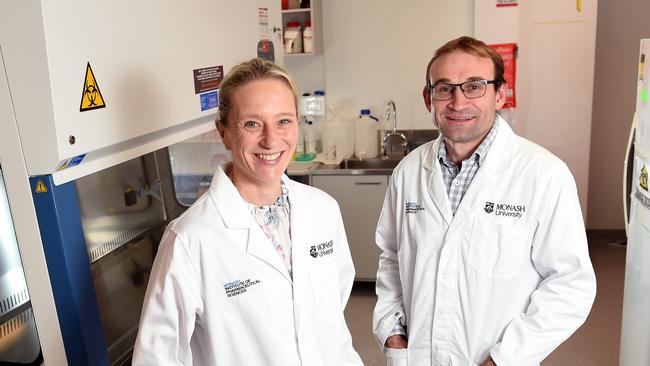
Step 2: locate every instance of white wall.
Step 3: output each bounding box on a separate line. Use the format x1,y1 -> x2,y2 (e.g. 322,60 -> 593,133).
476,0 -> 598,219
587,2 -> 650,230
321,0 -> 474,128
284,54 -> 326,95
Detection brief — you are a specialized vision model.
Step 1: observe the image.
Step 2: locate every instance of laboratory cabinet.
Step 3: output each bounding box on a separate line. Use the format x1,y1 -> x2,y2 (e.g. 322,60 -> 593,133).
0,1 -> 283,185
311,174 -> 388,281
0,168 -> 41,365
0,1 -> 284,365
281,0 -> 323,56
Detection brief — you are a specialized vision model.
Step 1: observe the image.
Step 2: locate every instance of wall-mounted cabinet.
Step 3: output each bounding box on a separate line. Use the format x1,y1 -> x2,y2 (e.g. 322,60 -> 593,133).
281,0 -> 322,56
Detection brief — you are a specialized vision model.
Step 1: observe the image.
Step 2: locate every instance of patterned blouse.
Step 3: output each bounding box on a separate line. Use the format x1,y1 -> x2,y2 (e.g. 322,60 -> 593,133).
246,183 -> 293,278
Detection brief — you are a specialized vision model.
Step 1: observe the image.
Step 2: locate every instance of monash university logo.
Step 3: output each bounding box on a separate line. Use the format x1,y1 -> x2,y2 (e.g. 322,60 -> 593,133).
310,240 -> 334,258
484,201 -> 526,218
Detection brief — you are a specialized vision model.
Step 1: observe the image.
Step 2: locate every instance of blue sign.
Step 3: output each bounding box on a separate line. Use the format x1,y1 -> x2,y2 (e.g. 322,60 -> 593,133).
68,154 -> 86,168
200,90 -> 219,111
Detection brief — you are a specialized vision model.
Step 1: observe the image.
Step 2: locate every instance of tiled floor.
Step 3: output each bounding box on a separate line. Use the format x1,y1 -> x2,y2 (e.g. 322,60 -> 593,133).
344,236 -> 627,365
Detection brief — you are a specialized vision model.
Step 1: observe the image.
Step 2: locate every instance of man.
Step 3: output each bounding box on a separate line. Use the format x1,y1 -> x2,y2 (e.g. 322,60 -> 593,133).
373,36 -> 596,366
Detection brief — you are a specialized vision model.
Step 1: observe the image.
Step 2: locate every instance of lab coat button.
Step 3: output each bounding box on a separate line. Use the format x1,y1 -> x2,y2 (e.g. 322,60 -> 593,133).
394,312 -> 400,317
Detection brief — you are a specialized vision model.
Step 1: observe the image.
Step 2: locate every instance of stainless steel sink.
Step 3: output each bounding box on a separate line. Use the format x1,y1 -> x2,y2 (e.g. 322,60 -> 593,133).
337,158 -> 401,170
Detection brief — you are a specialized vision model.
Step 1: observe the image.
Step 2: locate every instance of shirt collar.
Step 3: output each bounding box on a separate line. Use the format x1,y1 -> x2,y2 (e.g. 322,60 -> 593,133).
438,117 -> 500,167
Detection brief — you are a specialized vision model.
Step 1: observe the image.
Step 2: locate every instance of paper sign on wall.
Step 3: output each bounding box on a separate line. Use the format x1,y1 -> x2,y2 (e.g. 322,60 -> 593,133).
489,43 -> 517,109
193,66 -> 223,94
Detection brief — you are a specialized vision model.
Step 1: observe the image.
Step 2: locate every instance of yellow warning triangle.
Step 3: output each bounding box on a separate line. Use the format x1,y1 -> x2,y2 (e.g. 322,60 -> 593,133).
79,62 -> 106,112
35,180 -> 48,193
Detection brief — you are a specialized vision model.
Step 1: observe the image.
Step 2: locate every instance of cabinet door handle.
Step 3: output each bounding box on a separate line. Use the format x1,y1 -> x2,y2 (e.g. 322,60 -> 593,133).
354,182 -> 382,186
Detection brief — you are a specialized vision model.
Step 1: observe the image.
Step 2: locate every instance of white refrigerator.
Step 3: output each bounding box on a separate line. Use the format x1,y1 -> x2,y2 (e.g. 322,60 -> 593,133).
620,38 -> 650,366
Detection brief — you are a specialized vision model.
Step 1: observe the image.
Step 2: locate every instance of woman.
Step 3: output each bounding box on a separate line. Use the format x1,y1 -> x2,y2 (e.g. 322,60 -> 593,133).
133,58 -> 363,365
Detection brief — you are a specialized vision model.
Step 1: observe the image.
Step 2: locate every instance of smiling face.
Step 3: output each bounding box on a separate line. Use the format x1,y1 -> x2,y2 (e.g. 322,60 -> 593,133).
424,51 -> 506,158
218,78 -> 298,194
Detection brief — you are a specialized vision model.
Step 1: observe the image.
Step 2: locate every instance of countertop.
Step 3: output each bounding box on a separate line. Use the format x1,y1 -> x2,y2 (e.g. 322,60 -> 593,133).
287,154 -> 399,176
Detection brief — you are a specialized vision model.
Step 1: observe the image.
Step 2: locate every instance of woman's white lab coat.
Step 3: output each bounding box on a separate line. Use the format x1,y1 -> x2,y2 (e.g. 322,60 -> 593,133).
133,166 -> 362,365
373,118 -> 596,366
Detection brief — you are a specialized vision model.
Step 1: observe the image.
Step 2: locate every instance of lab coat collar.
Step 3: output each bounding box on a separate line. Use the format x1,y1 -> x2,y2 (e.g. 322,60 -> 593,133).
480,115 -> 515,175
420,137 -> 452,223
208,165 -> 295,283
208,164 -> 250,229
207,165 -> 304,227
449,115 -> 516,218
423,115 -> 514,223
423,115 -> 513,174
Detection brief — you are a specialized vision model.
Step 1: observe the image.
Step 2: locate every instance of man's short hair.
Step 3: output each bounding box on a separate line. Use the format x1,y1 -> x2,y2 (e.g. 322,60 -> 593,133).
425,36 -> 506,92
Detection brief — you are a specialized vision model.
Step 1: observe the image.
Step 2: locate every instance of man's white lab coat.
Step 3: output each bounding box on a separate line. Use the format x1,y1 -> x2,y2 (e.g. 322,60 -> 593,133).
133,166 -> 362,365
373,118 -> 596,366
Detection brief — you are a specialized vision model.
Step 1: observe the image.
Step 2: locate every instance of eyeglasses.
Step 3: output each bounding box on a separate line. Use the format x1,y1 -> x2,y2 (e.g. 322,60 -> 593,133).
429,80 -> 495,101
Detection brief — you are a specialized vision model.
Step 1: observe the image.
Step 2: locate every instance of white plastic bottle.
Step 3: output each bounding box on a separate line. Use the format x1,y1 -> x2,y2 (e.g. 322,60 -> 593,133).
303,21 -> 313,53
294,122 -> 305,158
300,90 -> 326,117
305,120 -> 317,154
354,109 -> 379,159
323,117 -> 354,162
284,21 -> 302,54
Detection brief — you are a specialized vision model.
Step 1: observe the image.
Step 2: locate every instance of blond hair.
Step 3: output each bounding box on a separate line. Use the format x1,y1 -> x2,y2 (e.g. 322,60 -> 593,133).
218,58 -> 299,125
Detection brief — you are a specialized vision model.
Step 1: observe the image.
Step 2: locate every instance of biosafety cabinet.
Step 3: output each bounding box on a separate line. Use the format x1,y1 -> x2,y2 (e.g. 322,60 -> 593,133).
0,2 -> 283,365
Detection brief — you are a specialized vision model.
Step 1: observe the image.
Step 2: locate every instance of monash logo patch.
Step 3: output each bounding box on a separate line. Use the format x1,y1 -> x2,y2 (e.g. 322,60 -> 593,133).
223,278 -> 261,298
484,201 -> 526,218
405,202 -> 425,214
310,240 -> 334,258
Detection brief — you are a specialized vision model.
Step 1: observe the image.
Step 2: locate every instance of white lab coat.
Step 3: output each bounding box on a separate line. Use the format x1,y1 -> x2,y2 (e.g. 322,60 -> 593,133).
133,166 -> 363,366
373,117 -> 596,366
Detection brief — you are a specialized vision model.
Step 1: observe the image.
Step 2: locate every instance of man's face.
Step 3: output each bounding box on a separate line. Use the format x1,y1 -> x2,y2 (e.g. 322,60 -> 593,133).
423,51 -> 506,150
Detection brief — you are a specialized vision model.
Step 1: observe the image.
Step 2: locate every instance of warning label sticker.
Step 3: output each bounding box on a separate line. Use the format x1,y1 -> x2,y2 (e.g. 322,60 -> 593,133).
56,159 -> 70,171
35,180 -> 48,193
55,154 -> 86,172
193,66 -> 223,94
80,63 -> 106,112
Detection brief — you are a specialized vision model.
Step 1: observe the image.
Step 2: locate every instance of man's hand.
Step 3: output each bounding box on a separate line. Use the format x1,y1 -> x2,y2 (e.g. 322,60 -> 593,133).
384,335 -> 408,349
479,356 -> 497,366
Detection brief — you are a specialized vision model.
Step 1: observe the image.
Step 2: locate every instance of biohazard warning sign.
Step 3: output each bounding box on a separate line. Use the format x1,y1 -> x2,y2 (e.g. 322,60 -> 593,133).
35,180 -> 48,193
80,62 -> 106,112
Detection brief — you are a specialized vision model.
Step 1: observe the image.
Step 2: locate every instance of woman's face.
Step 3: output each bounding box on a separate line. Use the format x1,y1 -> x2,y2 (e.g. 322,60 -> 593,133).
218,78 -> 298,190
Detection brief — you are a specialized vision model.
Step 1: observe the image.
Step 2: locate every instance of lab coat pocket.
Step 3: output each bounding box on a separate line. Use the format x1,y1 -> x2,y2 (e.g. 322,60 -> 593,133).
468,218 -> 529,278
308,263 -> 343,326
385,348 -> 408,366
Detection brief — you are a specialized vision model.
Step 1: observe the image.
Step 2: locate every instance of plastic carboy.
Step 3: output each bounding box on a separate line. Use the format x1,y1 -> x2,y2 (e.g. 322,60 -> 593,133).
354,109 -> 379,159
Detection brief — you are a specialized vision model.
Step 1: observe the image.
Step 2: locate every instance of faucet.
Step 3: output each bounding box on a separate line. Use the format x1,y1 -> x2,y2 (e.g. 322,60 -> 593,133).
382,100 -> 408,158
